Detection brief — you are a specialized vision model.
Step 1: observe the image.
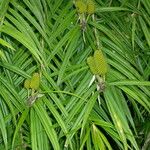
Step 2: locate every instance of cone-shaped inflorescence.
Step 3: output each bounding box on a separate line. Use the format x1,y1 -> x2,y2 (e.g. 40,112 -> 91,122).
24,79 -> 31,89
75,0 -> 95,14
87,50 -> 108,75
75,0 -> 87,13
87,56 -> 98,75
30,73 -> 40,90
24,72 -> 40,90
87,0 -> 95,14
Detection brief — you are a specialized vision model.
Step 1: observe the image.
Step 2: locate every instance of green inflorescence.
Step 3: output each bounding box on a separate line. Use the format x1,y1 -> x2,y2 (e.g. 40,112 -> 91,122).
24,72 -> 40,90
75,0 -> 95,14
87,50 -> 108,75
75,1 -> 87,13
87,56 -> 98,75
24,79 -> 31,89
30,73 -> 40,90
87,0 -> 95,14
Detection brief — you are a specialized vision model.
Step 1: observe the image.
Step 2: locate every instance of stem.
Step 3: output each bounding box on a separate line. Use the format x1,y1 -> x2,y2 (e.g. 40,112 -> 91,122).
31,89 -> 35,96
92,14 -> 101,49
95,75 -> 103,84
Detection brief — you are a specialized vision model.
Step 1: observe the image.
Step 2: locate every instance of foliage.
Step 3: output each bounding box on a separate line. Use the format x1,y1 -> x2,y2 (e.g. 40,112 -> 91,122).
0,0 -> 150,150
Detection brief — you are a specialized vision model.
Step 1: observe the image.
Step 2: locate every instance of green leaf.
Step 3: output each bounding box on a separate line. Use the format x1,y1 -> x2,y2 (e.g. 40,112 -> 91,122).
0,108 -> 8,150
12,109 -> 29,149
34,101 -> 60,150
0,38 -> 15,50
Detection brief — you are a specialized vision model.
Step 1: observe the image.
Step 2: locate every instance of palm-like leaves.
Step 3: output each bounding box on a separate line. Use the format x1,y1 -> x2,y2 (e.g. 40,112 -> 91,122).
0,0 -> 150,150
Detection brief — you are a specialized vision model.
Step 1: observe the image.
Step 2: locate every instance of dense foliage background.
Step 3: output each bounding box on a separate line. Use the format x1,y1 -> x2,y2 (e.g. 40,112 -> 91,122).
0,0 -> 150,149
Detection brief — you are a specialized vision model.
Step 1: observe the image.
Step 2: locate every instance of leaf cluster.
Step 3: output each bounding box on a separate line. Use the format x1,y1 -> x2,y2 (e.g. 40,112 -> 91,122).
0,0 -> 150,150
